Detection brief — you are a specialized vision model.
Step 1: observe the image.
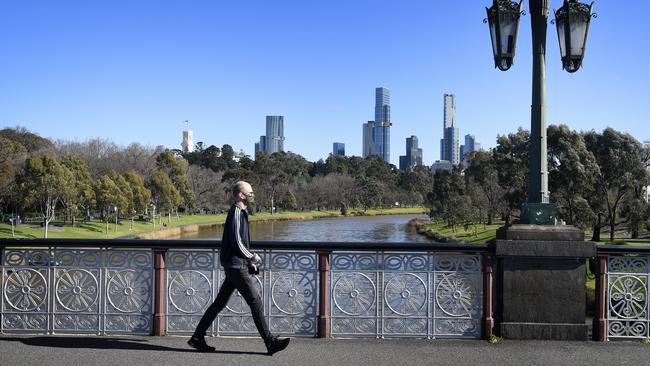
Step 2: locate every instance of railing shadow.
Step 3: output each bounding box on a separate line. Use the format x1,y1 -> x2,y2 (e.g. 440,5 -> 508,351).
0,336 -> 268,355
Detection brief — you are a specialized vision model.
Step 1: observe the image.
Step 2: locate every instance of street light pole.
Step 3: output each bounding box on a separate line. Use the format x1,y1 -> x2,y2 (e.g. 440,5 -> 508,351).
529,0 -> 550,206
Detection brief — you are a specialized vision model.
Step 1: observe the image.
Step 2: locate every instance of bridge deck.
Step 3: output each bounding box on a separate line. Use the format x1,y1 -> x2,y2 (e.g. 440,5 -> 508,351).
0,335 -> 648,366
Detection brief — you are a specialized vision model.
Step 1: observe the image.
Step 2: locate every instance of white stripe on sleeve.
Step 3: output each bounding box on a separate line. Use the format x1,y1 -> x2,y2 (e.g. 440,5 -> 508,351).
234,206 -> 254,259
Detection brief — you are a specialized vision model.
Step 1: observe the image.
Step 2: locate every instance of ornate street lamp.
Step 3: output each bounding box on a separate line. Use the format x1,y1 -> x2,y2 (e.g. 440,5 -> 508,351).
485,0 -> 525,71
485,0 -> 596,225
553,0 -> 596,72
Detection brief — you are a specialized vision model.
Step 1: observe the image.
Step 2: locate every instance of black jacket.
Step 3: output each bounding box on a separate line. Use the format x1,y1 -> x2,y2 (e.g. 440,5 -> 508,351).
220,203 -> 255,268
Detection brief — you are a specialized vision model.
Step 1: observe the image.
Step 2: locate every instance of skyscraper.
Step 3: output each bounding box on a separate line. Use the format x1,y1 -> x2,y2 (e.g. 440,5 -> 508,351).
255,116 -> 285,158
333,142 -> 345,156
374,87 -> 391,162
362,121 -> 375,158
265,115 -> 285,153
444,93 -> 455,129
399,135 -> 423,172
460,134 -> 481,166
440,94 -> 459,165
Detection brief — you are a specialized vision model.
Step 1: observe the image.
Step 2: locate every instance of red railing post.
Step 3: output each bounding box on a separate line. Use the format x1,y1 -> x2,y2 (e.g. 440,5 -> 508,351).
482,254 -> 494,339
594,255 -> 607,341
317,250 -> 331,338
153,248 -> 167,336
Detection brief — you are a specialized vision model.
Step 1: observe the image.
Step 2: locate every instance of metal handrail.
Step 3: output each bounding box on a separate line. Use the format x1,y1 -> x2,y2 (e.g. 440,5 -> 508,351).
595,244 -> 650,255
0,238 -> 493,252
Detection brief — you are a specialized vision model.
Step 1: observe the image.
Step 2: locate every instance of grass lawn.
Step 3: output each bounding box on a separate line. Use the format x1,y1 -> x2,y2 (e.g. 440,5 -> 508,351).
417,221 -> 502,244
0,207 -> 426,239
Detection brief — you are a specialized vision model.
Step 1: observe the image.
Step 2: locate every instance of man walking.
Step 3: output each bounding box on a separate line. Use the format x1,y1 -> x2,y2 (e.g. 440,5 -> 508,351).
188,181 -> 290,355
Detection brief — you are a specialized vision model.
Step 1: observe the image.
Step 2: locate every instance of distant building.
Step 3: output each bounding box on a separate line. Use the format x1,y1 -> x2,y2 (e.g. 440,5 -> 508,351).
182,130 -> 194,153
432,160 -> 454,173
181,120 -> 194,153
373,87 -> 391,162
255,116 -> 285,158
399,135 -> 423,172
265,116 -> 285,153
362,121 -> 375,158
440,94 -> 459,165
644,185 -> 650,203
333,142 -> 345,156
460,134 -> 481,167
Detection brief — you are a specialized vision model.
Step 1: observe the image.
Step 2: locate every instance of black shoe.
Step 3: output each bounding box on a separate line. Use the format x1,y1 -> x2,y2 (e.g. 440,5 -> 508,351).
265,335 -> 290,355
187,335 -> 215,352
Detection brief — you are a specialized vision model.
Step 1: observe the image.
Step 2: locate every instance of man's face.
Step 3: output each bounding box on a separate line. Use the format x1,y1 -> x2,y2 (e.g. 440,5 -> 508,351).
239,183 -> 255,201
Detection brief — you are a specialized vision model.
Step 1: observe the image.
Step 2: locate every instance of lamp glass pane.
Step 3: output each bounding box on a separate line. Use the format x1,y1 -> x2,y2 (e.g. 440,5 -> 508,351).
556,21 -> 567,57
569,19 -> 588,58
498,14 -> 517,55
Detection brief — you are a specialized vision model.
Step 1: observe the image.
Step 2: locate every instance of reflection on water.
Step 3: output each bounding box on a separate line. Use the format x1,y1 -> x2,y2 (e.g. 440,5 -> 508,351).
181,214 -> 432,242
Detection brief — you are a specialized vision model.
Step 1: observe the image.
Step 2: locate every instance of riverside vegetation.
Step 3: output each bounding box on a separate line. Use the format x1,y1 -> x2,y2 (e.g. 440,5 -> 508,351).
0,125 -> 648,241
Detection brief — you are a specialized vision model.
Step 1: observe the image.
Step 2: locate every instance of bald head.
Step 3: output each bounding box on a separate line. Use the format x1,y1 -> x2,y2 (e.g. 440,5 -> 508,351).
232,181 -> 254,197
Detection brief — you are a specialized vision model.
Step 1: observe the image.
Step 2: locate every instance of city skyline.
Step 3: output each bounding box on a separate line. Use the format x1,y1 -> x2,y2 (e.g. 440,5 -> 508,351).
1,1 -> 648,166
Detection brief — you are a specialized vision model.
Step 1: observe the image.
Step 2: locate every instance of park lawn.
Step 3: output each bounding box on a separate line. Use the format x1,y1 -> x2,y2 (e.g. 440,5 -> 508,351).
0,207 -> 426,239
0,214 -> 228,239
420,221 -> 501,243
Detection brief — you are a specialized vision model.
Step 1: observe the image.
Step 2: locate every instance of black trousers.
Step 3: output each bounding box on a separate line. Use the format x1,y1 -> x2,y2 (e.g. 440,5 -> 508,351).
193,267 -> 271,341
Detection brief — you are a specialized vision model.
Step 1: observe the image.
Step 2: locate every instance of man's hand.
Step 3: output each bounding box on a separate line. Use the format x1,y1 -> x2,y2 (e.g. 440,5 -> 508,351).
252,254 -> 262,263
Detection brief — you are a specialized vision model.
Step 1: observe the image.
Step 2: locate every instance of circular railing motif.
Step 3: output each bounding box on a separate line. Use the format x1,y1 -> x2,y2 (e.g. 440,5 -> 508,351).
107,270 -> 150,313
4,269 -> 47,311
226,276 -> 263,314
384,273 -> 427,316
609,275 -> 647,319
168,270 -> 212,314
333,272 -> 376,316
436,274 -> 476,317
271,272 -> 312,315
56,269 -> 99,312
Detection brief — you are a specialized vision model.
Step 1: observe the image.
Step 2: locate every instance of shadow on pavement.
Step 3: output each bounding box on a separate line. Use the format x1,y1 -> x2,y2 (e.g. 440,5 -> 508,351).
0,336 -> 267,355
1,336 -> 191,352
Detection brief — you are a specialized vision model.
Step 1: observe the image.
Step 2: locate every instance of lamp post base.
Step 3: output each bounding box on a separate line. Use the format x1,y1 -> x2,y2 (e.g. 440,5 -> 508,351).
519,202 -> 557,225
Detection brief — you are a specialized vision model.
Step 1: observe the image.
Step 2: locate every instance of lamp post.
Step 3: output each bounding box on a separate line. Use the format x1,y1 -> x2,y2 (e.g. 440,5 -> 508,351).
486,0 -> 595,224
114,206 -> 118,232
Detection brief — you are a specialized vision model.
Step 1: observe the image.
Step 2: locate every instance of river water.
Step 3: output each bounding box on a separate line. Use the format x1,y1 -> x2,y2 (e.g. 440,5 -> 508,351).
180,214 -> 433,242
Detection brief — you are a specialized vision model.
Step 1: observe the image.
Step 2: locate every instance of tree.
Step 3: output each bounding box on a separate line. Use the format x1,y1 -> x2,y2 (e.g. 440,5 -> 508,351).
493,128 -> 530,224
60,156 -> 95,227
187,166 -> 229,213
253,152 -> 290,214
18,155 -> 74,238
0,127 -> 53,153
584,128 -> 647,241
124,171 -> 152,216
148,170 -> 181,222
357,176 -> 383,211
156,150 -> 196,213
95,174 -> 124,234
464,151 -> 504,225
547,124 -> 600,228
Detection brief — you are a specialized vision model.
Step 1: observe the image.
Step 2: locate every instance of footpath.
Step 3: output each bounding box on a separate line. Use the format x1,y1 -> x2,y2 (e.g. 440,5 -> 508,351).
0,335 -> 648,366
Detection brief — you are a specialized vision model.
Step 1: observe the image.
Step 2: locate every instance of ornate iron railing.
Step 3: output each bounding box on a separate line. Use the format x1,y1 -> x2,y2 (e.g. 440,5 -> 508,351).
594,246 -> 650,341
0,239 -> 490,339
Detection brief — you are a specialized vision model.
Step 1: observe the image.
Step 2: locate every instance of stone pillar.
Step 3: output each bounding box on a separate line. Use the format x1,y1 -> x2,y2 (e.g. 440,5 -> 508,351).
495,225 -> 595,340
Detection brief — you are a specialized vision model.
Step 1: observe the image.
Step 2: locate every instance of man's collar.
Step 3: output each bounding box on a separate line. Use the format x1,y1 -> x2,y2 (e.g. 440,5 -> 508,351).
235,201 -> 247,211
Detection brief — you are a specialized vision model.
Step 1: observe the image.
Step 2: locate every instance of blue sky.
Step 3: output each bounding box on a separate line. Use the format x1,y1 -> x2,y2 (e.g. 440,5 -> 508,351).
1,0 -> 648,165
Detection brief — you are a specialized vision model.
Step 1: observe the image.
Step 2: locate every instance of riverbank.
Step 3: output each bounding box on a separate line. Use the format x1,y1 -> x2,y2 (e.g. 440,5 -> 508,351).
410,219 -> 501,244
0,207 -> 426,239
